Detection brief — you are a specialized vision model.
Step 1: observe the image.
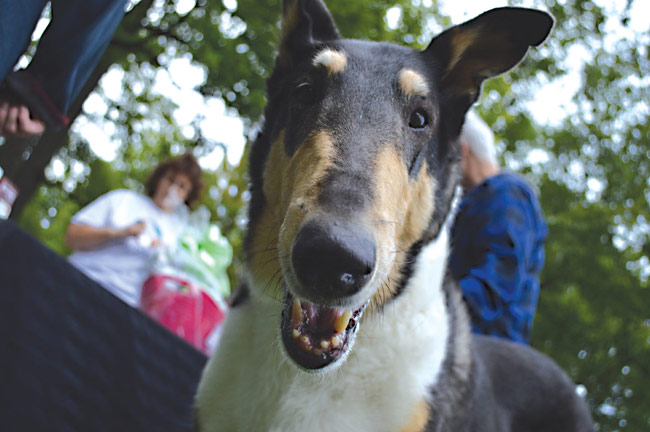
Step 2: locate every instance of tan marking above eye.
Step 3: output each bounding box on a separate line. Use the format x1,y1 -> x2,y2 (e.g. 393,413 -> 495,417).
313,49 -> 347,74
399,69 -> 430,97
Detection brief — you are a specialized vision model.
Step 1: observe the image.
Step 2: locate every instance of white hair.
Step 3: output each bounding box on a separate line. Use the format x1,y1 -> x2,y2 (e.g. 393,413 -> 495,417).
460,110 -> 498,165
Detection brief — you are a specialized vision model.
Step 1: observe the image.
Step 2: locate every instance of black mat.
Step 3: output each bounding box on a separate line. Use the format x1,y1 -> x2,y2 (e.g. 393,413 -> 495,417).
0,220 -> 207,431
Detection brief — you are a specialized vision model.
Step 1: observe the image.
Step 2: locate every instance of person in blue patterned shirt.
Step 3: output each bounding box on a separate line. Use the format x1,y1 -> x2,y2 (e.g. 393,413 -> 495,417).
449,111 -> 548,344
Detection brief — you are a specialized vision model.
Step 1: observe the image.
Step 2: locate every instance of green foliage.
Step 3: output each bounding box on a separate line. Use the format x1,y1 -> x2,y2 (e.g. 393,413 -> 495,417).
12,1 -> 649,430
533,178 -> 650,430
195,149 -> 249,287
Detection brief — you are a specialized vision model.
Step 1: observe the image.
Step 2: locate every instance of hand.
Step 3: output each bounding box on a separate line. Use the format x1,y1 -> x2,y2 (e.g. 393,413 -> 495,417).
119,221 -> 146,238
0,102 -> 46,137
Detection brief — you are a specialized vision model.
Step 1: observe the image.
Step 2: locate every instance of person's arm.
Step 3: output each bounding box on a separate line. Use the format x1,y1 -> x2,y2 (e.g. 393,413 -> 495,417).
65,221 -> 145,251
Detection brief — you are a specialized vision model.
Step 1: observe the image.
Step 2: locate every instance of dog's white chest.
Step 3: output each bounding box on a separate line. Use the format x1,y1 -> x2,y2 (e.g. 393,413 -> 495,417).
196,235 -> 450,432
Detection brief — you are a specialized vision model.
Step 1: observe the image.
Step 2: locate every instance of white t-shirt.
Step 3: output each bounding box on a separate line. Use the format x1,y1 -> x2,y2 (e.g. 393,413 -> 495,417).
69,189 -> 187,306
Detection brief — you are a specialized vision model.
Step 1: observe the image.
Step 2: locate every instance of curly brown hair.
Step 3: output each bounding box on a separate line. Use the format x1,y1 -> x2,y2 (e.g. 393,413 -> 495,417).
145,153 -> 204,208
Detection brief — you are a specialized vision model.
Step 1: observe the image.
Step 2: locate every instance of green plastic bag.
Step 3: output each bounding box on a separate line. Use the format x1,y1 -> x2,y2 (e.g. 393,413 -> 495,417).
153,206 -> 233,302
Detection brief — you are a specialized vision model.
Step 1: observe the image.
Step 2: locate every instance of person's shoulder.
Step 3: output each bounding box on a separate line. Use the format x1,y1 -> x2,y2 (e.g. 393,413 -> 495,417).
107,188 -> 145,199
488,171 -> 529,187
487,171 -> 537,196
101,189 -> 151,207
488,173 -> 546,226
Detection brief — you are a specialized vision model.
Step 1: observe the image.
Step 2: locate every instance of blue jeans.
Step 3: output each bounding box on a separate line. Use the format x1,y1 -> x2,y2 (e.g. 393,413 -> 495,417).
0,0 -> 127,115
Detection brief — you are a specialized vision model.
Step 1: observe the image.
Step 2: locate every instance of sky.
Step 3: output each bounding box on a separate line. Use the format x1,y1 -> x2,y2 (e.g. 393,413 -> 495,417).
74,57 -> 247,168
417,0 -> 649,125
28,0 -> 650,174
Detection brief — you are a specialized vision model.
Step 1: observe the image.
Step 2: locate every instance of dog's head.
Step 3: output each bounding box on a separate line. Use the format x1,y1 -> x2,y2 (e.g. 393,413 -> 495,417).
244,0 -> 552,371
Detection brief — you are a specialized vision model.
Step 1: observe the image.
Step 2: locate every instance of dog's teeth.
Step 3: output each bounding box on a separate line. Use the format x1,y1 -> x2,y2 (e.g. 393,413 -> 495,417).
292,299 -> 303,323
334,310 -> 352,333
292,329 -> 301,339
301,335 -> 311,346
320,339 -> 330,349
331,335 -> 342,348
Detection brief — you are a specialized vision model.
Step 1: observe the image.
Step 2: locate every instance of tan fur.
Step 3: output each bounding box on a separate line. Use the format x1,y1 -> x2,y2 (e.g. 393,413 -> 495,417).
398,400 -> 431,432
370,146 -> 436,307
313,49 -> 347,74
251,131 -> 338,295
278,132 -> 338,265
400,163 -> 436,247
442,28 -> 511,97
247,134 -> 289,295
262,132 -> 289,213
280,0 -> 300,57
446,28 -> 479,75
399,69 -> 430,97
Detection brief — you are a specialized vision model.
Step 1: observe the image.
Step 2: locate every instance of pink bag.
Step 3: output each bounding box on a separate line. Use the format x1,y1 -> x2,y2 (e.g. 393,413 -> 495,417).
140,274 -> 226,354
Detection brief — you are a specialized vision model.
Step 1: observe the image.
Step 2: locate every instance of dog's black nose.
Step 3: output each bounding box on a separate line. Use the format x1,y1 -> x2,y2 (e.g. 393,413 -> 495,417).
291,221 -> 376,300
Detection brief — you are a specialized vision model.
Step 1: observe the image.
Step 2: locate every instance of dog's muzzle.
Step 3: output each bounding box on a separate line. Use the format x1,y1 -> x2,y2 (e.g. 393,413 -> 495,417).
280,220 -> 376,370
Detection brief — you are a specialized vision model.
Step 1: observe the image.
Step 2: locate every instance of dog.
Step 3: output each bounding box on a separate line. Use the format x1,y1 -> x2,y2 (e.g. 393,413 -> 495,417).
194,1 -> 595,430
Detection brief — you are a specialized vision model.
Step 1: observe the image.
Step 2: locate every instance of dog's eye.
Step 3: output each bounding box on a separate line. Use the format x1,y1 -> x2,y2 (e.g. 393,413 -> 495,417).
408,108 -> 429,129
294,82 -> 315,105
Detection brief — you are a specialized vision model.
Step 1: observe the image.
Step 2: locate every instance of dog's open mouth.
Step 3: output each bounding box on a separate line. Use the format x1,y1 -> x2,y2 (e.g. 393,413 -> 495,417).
280,290 -> 369,370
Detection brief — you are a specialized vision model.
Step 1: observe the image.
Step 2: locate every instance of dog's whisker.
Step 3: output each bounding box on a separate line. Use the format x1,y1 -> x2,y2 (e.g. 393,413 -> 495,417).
252,255 -> 281,274
244,244 -> 279,261
259,267 -> 283,298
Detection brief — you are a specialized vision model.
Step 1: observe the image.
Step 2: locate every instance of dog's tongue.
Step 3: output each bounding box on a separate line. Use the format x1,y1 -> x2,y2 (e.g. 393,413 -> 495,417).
293,299 -> 352,335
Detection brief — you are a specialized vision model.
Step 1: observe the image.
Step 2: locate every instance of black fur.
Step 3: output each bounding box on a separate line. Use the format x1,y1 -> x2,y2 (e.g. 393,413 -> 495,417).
426,277 -> 594,431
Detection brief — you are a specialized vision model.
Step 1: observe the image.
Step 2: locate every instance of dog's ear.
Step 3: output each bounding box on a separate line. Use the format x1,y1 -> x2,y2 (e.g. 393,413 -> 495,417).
424,7 -> 553,126
280,0 -> 340,60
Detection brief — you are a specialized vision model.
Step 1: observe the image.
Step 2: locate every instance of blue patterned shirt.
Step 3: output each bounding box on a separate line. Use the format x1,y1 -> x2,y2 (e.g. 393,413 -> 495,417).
449,172 -> 547,344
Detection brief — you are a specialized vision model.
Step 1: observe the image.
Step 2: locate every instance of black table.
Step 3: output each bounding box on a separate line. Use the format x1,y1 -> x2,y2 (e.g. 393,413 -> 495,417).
0,220 -> 207,431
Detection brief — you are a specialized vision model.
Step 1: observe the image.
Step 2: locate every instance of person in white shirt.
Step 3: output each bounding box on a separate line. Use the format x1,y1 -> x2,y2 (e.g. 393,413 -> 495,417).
65,153 -> 204,306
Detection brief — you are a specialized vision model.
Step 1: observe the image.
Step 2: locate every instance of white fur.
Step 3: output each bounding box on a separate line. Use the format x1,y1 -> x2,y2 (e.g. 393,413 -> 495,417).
196,230 -> 451,432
